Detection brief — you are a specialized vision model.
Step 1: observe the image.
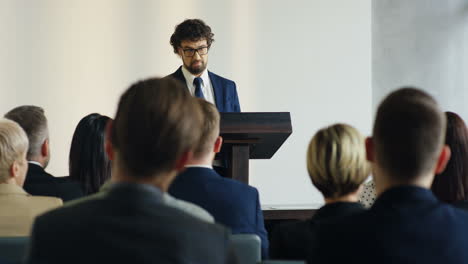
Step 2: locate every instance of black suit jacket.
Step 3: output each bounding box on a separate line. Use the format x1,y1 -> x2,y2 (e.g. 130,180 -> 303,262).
315,186 -> 468,264
23,163 -> 84,202
27,183 -> 236,264
167,67 -> 241,112
169,167 -> 269,258
269,202 -> 365,260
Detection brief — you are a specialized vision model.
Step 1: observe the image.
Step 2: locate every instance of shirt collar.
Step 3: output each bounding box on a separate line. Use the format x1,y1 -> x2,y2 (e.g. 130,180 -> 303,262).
181,66 -> 210,87
28,161 -> 43,167
185,164 -> 213,169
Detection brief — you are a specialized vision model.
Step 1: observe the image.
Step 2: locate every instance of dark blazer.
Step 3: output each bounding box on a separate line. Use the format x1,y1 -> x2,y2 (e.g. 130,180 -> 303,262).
269,202 -> 365,260
23,163 -> 84,202
453,200 -> 468,211
26,183 -> 236,264
314,186 -> 468,264
167,66 -> 241,112
169,167 -> 269,258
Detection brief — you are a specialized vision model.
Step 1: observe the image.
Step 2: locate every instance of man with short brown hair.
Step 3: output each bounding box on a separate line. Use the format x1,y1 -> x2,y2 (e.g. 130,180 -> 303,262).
169,99 -> 268,258
27,78 -> 236,264
315,87 -> 468,264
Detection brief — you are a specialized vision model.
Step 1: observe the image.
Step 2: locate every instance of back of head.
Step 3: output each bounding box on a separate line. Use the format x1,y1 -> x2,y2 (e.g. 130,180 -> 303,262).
111,77 -> 203,178
193,99 -> 220,157
4,105 -> 48,160
69,113 -> 112,194
170,18 -> 215,53
373,87 -> 446,181
307,124 -> 370,199
0,119 -> 29,182
431,112 -> 468,203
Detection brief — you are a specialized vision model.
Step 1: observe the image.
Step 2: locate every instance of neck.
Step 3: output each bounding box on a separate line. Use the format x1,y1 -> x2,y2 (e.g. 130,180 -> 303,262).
110,167 -> 174,192
185,153 -> 214,166
29,157 -> 46,168
324,192 -> 360,204
373,168 -> 434,196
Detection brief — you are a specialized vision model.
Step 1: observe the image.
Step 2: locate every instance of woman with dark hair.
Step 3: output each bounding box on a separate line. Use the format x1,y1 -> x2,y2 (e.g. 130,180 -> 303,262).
69,113 -> 112,195
431,111 -> 468,209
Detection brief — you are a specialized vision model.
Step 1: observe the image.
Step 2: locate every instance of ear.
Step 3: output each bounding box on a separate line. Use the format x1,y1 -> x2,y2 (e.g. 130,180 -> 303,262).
174,150 -> 193,172
41,139 -> 49,157
9,161 -> 19,179
213,136 -> 223,153
435,145 -> 451,174
105,120 -> 114,161
365,137 -> 374,162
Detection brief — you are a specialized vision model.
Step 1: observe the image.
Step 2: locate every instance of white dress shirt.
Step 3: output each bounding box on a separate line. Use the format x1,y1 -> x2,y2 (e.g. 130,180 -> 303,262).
181,66 -> 216,105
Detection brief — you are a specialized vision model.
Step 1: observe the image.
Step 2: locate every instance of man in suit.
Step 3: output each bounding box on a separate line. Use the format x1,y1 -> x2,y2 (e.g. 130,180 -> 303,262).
0,118 -> 61,236
314,88 -> 468,264
167,18 -> 240,113
27,78 -> 236,264
169,99 -> 268,258
5,106 -> 83,202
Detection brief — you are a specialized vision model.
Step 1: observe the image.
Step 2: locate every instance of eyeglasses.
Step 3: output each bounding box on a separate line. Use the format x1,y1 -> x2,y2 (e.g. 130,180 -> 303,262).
181,46 -> 209,57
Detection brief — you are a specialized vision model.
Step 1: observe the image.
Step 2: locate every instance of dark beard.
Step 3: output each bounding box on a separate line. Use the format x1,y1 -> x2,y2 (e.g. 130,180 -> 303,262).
186,62 -> 206,75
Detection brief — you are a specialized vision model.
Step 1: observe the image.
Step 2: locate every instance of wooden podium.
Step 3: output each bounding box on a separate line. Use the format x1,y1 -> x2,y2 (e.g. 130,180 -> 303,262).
218,112 -> 292,184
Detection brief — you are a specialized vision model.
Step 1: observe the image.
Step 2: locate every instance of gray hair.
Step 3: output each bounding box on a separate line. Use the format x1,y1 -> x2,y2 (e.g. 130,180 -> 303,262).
4,105 -> 48,160
0,119 -> 29,182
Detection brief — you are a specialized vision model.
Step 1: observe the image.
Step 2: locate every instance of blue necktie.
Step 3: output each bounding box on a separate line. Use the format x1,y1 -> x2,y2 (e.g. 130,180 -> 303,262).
193,77 -> 205,99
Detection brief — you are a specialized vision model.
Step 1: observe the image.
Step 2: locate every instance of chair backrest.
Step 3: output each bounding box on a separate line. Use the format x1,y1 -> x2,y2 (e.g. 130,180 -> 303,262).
0,237 -> 29,264
229,234 -> 261,264
259,261 -> 306,264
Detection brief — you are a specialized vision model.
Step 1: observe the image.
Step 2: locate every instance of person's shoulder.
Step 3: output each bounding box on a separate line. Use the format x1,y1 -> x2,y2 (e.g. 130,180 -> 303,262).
208,71 -> 235,85
219,175 -> 258,194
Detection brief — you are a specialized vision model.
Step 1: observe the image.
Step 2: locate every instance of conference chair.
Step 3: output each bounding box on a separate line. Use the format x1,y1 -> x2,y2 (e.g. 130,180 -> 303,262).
229,234 -> 261,264
0,237 -> 29,264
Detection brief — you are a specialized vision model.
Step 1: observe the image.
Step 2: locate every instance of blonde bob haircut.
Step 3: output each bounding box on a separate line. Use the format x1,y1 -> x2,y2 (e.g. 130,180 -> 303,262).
307,123 -> 370,199
0,118 -> 29,182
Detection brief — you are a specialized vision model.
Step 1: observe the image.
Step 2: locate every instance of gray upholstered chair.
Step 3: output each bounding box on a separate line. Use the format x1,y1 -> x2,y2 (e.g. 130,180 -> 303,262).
229,234 -> 261,264
0,237 -> 29,264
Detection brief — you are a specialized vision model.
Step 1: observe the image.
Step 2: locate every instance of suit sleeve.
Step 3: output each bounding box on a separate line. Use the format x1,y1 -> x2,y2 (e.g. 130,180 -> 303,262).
254,189 -> 269,259
231,82 -> 241,112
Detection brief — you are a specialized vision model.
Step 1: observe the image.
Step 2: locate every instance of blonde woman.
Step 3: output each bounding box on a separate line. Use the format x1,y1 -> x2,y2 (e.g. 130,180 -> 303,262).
0,118 -> 61,236
270,123 -> 370,260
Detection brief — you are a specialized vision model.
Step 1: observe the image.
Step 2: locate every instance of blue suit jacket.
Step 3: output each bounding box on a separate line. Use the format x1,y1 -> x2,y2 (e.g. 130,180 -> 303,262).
314,186 -> 468,264
167,67 -> 241,112
169,167 -> 268,258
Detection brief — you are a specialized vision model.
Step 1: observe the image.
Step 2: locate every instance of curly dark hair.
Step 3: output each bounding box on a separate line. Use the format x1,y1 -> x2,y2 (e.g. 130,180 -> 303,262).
170,19 -> 215,54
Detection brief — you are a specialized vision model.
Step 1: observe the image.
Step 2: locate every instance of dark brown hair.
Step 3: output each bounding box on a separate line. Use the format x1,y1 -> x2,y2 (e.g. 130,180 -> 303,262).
373,87 -> 446,181
4,105 -> 48,160
193,99 -> 220,157
170,19 -> 215,54
431,112 -> 468,203
111,78 -> 203,178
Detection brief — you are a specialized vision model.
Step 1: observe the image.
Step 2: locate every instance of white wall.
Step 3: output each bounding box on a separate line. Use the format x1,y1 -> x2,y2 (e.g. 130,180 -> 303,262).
373,0 -> 468,120
0,0 -> 372,205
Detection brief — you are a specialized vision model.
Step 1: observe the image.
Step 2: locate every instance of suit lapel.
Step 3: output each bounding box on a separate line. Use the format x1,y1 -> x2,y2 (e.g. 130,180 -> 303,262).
208,71 -> 224,111
171,66 -> 187,86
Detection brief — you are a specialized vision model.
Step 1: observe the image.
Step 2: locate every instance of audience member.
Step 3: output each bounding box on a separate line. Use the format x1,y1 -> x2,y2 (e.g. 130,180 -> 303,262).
315,87 -> 468,264
359,111 -> 468,209
71,113 -> 213,221
5,106 -> 83,201
68,113 -> 112,195
169,99 -> 268,258
270,124 -> 369,260
431,111 -> 468,209
26,78 -> 236,264
0,118 -> 61,236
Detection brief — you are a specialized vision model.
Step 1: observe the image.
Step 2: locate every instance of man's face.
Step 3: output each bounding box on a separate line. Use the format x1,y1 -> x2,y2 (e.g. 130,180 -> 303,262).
178,39 -> 209,76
